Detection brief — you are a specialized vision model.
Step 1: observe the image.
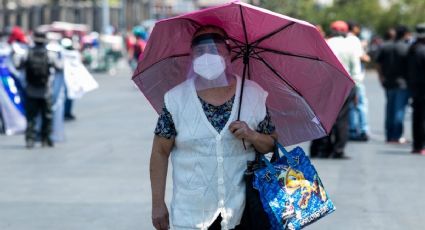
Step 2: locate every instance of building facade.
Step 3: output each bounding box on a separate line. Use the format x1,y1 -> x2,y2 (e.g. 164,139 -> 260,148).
0,0 -> 256,32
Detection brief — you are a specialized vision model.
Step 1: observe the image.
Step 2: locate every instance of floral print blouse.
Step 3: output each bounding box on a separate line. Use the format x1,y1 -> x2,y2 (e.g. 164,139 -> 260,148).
154,95 -> 275,139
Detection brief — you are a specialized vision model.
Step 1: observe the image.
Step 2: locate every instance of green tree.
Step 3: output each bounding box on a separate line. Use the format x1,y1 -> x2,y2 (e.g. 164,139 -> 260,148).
377,0 -> 425,34
325,0 -> 382,27
260,0 -> 328,29
259,0 -> 424,37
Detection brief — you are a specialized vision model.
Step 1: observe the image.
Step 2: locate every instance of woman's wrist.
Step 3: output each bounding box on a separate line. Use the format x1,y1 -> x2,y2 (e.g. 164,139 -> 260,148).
152,198 -> 166,207
247,130 -> 259,143
251,132 -> 276,153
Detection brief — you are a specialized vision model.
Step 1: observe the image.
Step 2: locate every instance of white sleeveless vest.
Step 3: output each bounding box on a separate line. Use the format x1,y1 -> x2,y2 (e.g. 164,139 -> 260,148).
164,76 -> 268,230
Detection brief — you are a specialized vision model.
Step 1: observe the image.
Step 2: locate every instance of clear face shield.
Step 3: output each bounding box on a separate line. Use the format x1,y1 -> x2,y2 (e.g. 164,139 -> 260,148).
187,33 -> 236,91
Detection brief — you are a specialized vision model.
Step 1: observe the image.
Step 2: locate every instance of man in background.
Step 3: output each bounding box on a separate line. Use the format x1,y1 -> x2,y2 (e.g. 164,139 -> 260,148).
310,20 -> 358,159
346,21 -> 371,141
23,32 -> 56,148
407,23 -> 425,154
376,25 -> 411,144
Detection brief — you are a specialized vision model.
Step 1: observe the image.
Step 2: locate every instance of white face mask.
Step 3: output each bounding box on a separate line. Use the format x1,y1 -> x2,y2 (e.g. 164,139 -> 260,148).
193,53 -> 226,80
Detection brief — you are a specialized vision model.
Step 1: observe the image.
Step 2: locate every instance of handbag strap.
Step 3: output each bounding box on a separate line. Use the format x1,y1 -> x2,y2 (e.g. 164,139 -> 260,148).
260,142 -> 298,175
276,143 -> 298,166
261,154 -> 277,175
255,137 -> 280,164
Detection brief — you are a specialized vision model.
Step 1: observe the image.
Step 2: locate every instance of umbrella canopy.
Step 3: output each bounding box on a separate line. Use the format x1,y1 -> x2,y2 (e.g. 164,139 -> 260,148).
132,1 -> 354,146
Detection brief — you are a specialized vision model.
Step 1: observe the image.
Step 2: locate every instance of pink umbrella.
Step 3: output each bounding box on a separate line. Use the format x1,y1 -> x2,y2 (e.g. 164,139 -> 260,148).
132,1 -> 354,146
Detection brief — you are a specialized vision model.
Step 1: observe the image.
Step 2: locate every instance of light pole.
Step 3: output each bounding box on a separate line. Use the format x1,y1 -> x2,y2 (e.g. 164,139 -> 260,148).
148,0 -> 153,19
102,0 -> 110,34
2,0 -> 9,26
120,0 -> 126,31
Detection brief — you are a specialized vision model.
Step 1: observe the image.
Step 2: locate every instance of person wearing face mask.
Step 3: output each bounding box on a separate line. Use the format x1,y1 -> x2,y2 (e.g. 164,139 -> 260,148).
149,25 -> 277,230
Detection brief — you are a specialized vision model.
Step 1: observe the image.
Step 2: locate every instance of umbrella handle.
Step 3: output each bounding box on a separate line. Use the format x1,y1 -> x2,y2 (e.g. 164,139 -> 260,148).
238,44 -> 250,151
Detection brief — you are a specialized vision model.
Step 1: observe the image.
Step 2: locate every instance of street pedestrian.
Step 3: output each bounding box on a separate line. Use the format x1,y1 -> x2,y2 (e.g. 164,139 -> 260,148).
376,25 -> 411,144
61,37 -> 98,119
46,32 -> 66,142
346,21 -> 371,141
407,23 -> 425,155
22,31 -> 56,148
310,20 -> 359,159
0,29 -> 27,136
135,2 -> 353,228
8,26 -> 29,87
129,26 -> 146,71
149,25 -> 277,230
385,27 -> 396,41
61,38 -> 78,121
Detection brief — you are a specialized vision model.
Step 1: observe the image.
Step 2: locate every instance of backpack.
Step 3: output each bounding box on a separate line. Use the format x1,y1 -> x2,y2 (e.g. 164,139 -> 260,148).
25,47 -> 50,87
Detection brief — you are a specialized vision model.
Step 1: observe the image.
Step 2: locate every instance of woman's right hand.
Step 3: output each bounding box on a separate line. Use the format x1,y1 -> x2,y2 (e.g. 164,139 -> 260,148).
150,136 -> 173,229
152,202 -> 170,230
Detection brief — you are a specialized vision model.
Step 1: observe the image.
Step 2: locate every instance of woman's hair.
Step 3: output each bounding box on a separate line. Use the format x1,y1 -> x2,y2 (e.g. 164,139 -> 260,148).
192,25 -> 228,39
191,25 -> 230,51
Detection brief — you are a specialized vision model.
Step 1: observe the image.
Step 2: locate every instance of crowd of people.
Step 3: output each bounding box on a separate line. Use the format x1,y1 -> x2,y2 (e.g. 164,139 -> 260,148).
0,23 -> 150,149
311,20 -> 425,158
0,25 -> 103,148
1,19 -> 424,157
376,23 -> 425,154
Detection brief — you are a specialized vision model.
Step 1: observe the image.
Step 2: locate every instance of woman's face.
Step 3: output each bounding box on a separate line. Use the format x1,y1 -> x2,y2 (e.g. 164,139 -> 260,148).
191,27 -> 230,59
192,42 -> 229,58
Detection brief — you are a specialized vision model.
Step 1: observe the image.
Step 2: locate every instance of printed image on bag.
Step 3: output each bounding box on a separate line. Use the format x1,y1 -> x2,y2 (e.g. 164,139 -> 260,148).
253,145 -> 335,230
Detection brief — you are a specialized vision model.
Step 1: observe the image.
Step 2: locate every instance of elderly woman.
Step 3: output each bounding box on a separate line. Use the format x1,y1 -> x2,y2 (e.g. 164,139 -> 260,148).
150,25 -> 277,230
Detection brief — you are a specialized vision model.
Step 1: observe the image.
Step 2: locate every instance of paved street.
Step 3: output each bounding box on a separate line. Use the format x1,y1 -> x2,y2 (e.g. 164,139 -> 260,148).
0,66 -> 424,230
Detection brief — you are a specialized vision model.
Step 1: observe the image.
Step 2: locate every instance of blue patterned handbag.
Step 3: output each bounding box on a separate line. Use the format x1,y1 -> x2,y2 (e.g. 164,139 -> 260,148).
253,143 -> 335,230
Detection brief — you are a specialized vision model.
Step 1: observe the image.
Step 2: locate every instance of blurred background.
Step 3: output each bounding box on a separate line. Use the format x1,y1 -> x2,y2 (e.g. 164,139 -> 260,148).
0,0 -> 425,229
0,0 -> 423,35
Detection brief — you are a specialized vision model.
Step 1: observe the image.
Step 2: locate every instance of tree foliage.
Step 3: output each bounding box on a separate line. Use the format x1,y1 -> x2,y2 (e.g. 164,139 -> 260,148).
259,0 -> 425,36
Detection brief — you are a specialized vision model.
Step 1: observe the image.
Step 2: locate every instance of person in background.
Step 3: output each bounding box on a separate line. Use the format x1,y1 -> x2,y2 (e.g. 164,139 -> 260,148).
1,28 -> 23,92
346,21 -> 371,141
0,30 -> 10,134
370,28 -> 396,63
8,26 -> 29,87
46,32 -> 66,142
310,20 -> 358,159
129,26 -> 147,71
125,28 -> 136,58
22,32 -> 57,148
407,23 -> 425,155
0,29 -> 26,136
8,26 -> 28,45
376,25 -> 411,144
61,38 -> 78,121
385,28 -> 396,42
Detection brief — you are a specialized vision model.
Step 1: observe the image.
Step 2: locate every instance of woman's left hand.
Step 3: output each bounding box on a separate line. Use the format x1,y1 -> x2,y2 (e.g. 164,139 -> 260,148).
229,121 -> 257,141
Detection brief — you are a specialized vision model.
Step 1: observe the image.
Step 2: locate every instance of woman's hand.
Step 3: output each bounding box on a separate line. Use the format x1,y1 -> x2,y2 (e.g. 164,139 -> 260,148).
152,201 -> 170,230
229,121 -> 277,154
150,135 -> 173,230
229,121 -> 257,142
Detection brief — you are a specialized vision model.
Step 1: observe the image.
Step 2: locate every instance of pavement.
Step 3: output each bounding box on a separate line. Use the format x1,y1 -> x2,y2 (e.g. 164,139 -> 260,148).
0,67 -> 424,230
